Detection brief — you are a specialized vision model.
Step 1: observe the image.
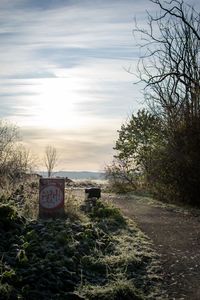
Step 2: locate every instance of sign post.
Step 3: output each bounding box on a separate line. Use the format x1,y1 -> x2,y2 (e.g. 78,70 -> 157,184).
39,178 -> 65,218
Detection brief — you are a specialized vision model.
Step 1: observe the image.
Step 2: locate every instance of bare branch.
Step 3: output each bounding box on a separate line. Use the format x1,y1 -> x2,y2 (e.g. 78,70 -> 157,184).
44,145 -> 58,178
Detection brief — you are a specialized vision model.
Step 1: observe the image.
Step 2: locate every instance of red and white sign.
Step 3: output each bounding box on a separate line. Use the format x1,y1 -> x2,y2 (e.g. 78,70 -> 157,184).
39,178 -> 65,217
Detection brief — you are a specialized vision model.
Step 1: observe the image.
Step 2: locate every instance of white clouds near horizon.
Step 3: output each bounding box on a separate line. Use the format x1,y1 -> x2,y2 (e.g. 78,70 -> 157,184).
0,0 -> 199,171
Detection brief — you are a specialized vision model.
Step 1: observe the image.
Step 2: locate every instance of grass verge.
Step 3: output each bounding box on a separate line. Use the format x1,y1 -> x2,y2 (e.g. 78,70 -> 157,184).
0,191 -> 165,299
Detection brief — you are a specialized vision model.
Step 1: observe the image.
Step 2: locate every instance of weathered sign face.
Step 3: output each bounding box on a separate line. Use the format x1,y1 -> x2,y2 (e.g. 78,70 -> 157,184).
39,178 -> 65,218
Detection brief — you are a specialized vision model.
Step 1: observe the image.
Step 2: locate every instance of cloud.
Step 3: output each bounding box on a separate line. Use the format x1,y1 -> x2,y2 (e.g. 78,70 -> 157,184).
0,0 -> 156,170
20,125 -> 118,171
0,0 -> 142,75
0,57 -> 142,126
0,0 -> 144,81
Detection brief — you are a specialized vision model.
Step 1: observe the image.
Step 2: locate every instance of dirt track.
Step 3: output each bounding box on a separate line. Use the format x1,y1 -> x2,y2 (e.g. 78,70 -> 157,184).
107,194 -> 200,300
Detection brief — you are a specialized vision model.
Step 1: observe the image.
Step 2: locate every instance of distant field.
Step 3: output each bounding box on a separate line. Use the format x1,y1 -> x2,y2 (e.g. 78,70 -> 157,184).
73,179 -> 108,185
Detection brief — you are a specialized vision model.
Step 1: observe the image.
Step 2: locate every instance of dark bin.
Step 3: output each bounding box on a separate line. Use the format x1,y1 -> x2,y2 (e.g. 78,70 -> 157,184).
85,187 -> 101,199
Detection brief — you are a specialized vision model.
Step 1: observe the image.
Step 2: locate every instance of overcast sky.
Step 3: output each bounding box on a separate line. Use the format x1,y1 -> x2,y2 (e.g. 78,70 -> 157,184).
0,0 -> 199,171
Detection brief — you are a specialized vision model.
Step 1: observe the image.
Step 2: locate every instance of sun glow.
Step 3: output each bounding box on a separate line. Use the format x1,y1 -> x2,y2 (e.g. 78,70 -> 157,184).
34,77 -> 82,129
10,69 -> 99,130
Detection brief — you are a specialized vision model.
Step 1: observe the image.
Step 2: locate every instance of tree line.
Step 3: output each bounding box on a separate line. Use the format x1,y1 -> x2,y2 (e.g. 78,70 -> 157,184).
106,0 -> 200,205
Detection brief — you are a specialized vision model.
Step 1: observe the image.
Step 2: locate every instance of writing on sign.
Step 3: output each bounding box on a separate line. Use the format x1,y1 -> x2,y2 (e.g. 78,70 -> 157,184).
39,178 -> 65,217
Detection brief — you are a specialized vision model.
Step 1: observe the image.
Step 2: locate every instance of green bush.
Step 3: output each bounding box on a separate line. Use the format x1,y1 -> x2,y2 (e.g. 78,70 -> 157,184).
89,201 -> 127,228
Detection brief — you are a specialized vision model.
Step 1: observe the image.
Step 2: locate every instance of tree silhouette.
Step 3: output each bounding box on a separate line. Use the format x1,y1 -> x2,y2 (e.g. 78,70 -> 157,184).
44,145 -> 57,178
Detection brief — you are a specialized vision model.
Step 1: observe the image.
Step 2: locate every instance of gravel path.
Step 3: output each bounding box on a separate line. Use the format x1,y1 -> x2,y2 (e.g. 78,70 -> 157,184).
108,194 -> 200,300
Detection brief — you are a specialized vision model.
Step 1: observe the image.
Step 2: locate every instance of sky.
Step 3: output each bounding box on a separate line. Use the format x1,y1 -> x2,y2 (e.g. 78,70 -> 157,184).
0,0 -> 199,172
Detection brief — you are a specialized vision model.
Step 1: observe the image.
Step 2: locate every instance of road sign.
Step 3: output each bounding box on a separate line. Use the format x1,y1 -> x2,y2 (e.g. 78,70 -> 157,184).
39,178 -> 65,218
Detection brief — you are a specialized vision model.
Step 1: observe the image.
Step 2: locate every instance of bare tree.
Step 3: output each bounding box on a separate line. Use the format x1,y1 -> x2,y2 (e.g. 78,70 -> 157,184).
44,145 -> 58,177
11,145 -> 36,176
105,158 -> 138,193
132,0 -> 200,204
134,0 -> 200,126
0,120 -> 37,187
0,120 -> 18,177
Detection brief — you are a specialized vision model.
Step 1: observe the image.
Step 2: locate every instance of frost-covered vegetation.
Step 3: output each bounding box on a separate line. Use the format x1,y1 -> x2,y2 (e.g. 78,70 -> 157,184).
0,183 -> 164,300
